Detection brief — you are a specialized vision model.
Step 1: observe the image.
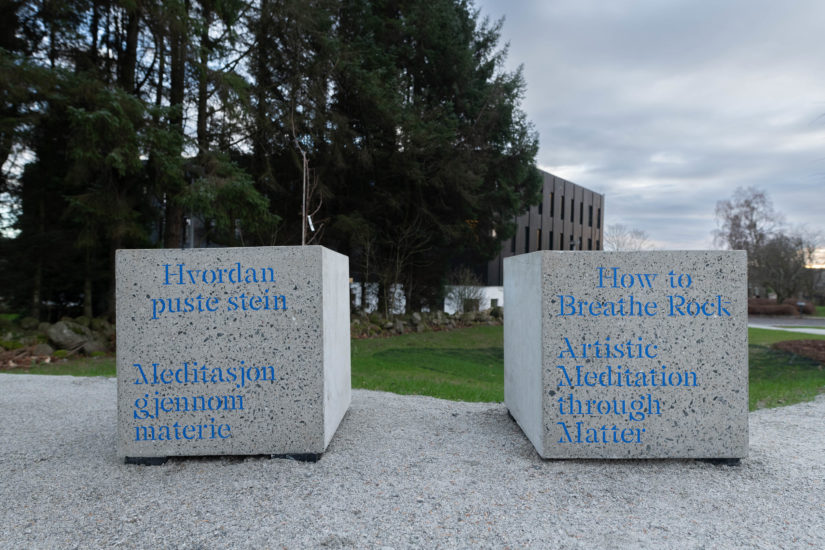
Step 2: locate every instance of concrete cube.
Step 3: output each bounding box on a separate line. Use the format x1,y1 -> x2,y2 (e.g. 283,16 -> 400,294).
504,251 -> 748,459
116,246 -> 351,461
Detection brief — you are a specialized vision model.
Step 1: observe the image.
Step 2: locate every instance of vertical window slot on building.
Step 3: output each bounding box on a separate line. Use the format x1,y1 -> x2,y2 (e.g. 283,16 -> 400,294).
560,196 -> 565,220
560,233 -> 564,250
578,237 -> 583,250
571,199 -> 575,223
597,208 -> 601,228
579,202 -> 583,225
588,238 -> 592,250
549,231 -> 554,250
550,192 -> 555,217
588,205 -> 593,227
537,229 -> 542,250
524,226 -> 529,253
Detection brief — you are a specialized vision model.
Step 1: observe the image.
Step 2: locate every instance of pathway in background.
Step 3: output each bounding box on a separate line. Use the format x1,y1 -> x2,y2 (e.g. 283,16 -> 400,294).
748,315 -> 825,336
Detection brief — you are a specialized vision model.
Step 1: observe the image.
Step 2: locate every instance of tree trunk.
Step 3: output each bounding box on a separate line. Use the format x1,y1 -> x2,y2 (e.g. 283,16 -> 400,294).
30,195 -> 46,319
119,6 -> 140,92
31,260 -> 42,320
83,268 -> 93,318
164,0 -> 188,249
251,0 -> 270,187
164,199 -> 184,248
196,5 -> 211,155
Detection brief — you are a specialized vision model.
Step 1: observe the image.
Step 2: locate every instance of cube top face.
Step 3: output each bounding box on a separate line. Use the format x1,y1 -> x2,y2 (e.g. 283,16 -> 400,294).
116,246 -> 349,458
505,250 -> 748,459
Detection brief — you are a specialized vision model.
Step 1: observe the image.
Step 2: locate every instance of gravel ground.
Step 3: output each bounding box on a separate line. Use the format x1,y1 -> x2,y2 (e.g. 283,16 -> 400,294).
1,373 -> 823,549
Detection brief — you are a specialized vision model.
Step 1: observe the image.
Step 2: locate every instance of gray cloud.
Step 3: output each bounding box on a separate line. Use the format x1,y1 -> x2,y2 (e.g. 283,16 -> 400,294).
477,0 -> 825,249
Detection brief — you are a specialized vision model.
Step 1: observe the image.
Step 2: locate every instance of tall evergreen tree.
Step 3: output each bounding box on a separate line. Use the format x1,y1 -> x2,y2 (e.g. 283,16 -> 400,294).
1,0 -> 540,318
328,0 -> 540,311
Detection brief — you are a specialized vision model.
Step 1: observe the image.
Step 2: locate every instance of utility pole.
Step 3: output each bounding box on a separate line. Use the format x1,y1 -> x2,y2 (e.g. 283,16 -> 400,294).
295,138 -> 308,246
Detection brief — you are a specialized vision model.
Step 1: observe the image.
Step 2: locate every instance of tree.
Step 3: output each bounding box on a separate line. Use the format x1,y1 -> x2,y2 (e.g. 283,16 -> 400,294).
0,0 -> 541,319
751,230 -> 819,303
326,0 -> 541,310
603,224 -> 654,251
713,186 -> 782,273
713,187 -> 819,301
444,266 -> 486,313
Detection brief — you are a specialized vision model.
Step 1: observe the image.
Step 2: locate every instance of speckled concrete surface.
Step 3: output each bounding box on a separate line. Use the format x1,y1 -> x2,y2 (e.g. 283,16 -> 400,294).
116,246 -> 350,459
1,374 -> 823,549
505,251 -> 748,459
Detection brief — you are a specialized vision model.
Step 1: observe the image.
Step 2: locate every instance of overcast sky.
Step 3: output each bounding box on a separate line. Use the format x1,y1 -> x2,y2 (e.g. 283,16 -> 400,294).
475,0 -> 825,254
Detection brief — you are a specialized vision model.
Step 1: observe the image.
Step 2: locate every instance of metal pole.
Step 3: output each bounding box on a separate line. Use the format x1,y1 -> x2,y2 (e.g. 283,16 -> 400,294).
301,149 -> 307,246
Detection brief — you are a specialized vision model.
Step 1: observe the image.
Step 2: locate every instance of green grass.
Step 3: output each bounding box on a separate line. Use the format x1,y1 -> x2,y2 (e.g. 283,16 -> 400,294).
351,326 -> 503,402
748,327 -> 825,346
746,327 -> 825,410
748,345 -> 825,410
814,306 -> 825,317
6,324 -> 825,411
11,356 -> 116,377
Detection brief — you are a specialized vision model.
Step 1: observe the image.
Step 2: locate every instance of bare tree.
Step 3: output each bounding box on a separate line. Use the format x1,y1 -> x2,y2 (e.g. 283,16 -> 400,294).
444,267 -> 487,313
752,229 -> 820,303
377,214 -> 432,317
714,186 -> 785,294
713,187 -> 822,300
603,224 -> 654,251
714,186 -> 783,254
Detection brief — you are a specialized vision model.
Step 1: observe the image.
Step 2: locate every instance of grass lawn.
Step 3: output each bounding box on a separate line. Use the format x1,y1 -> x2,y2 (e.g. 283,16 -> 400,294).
351,326 -> 503,402
747,327 -> 825,410
748,327 -> 825,346
815,306 -> 825,317
16,355 -> 116,377
8,325 -> 825,411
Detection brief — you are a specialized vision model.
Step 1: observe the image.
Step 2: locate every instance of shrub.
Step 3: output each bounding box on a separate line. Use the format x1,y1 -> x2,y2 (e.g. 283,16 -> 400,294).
782,298 -> 815,315
0,340 -> 23,350
748,303 -> 797,315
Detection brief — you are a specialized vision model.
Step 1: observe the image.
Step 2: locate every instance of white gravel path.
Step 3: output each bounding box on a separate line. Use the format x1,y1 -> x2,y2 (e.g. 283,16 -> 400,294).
1,373 -> 823,549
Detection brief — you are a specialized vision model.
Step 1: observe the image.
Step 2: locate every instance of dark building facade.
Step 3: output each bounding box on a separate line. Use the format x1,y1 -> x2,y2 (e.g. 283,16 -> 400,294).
485,169 -> 604,286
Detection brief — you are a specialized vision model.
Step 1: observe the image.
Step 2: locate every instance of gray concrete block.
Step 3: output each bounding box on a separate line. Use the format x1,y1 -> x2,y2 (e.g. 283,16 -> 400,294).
505,251 -> 748,459
116,246 -> 351,460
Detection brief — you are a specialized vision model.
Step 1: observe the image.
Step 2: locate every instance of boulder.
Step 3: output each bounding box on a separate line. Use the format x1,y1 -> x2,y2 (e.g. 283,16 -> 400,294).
411,312 -> 423,325
19,317 -> 39,330
32,343 -> 54,356
82,339 -> 108,355
46,321 -> 89,350
90,318 -> 115,338
74,316 -> 91,328
394,319 -> 405,334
